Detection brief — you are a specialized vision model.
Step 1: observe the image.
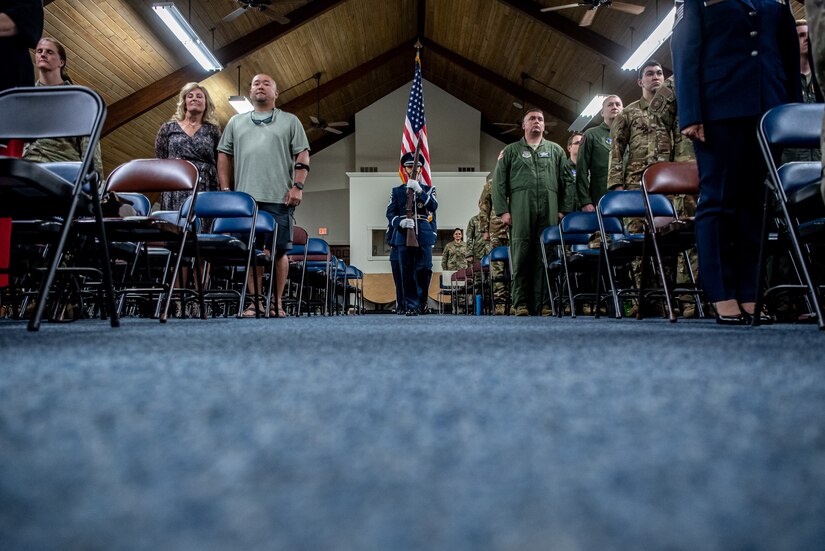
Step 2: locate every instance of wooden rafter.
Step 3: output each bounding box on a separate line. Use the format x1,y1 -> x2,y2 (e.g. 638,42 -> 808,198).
421,38 -> 578,125
102,0 -> 348,136
279,38 -> 416,113
495,0 -> 629,66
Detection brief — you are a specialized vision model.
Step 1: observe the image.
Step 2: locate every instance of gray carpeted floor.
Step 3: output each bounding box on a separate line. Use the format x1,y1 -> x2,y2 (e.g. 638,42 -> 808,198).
1,315 -> 824,550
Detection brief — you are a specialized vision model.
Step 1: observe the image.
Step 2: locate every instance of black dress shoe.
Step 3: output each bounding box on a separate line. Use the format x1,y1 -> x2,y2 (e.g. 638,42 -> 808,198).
405,310 -> 418,317
715,312 -> 749,325
743,310 -> 774,325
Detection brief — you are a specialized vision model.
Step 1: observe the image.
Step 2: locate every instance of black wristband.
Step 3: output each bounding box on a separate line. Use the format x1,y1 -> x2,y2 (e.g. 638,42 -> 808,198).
293,182 -> 304,191
294,162 -> 310,172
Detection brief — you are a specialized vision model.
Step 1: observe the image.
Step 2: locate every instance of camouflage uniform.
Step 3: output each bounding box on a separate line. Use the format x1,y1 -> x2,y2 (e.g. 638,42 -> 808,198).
608,83 -> 691,300
465,213 -> 489,263
478,177 -> 509,309
465,213 -> 488,292
649,77 -> 699,299
22,80 -> 104,175
441,240 -> 468,271
812,0 -> 825,205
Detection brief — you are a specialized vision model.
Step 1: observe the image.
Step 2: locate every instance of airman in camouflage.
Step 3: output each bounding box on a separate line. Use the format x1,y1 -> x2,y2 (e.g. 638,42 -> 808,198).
608,61 -> 697,314
441,228 -> 468,271
478,173 -> 510,313
649,75 -> 700,315
464,214 -> 488,291
22,80 -> 104,176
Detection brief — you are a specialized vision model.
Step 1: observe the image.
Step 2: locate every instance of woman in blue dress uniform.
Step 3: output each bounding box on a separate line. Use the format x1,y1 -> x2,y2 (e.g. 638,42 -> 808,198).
671,0 -> 800,324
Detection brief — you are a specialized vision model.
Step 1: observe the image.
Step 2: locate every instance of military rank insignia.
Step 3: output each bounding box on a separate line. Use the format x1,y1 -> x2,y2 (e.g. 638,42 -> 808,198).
674,0 -> 684,27
606,138 -> 613,145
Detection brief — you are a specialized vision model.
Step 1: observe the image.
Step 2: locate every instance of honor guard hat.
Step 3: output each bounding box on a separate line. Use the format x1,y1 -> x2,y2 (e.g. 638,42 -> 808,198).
401,152 -> 424,167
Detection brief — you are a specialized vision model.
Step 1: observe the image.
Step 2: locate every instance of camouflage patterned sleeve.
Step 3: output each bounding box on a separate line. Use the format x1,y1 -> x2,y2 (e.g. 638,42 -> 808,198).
465,218 -> 475,259
491,150 -> 510,216
478,182 -> 491,232
80,137 -> 104,176
607,114 -> 629,190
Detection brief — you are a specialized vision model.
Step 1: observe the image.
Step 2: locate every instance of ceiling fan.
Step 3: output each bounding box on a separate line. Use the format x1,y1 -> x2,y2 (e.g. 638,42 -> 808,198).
220,0 -> 303,25
493,74 -> 556,135
541,0 -> 645,27
308,73 -> 349,135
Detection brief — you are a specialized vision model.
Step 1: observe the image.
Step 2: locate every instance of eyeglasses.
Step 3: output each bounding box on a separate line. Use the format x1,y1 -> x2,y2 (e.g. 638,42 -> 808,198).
250,110 -> 274,126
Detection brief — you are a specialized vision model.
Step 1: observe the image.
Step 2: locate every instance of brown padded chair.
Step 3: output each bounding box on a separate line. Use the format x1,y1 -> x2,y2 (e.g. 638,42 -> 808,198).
96,159 -> 200,322
640,161 -> 704,322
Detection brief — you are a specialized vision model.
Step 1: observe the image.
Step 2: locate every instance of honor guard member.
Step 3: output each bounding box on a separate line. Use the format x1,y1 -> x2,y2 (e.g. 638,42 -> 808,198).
577,95 -> 623,213
672,0 -> 799,324
492,109 -> 574,316
386,152 -> 438,316
386,219 -> 404,314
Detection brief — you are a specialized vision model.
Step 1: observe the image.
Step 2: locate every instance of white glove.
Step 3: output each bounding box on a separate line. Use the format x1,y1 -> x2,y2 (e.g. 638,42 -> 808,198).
399,218 -> 415,229
406,180 -> 423,194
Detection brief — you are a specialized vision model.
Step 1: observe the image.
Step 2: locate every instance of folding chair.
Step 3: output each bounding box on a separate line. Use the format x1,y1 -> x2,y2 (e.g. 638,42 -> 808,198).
284,226 -> 309,316
755,103 -> 825,329
641,162 -> 705,322
0,85 -> 117,331
183,191 -> 260,319
540,225 -> 564,316
558,212 -> 617,318
98,159 -> 199,322
488,246 -> 511,315
598,190 -> 676,319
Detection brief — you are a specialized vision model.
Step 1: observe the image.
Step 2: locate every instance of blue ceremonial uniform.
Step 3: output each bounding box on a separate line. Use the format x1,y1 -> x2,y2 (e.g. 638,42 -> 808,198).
386,223 -> 404,312
386,181 -> 438,313
672,0 -> 800,304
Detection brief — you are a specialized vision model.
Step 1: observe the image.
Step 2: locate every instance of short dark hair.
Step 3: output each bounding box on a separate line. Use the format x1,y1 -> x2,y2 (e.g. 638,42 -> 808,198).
453,228 -> 463,234
522,108 -> 544,122
567,132 -> 583,147
638,59 -> 662,80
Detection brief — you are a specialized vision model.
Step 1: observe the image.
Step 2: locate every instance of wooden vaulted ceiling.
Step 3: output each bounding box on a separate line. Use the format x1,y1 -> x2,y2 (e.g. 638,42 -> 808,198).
41,0 -> 807,174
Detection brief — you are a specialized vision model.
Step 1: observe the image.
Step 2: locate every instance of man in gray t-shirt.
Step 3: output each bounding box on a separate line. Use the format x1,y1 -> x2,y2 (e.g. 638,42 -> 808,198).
217,73 -> 310,318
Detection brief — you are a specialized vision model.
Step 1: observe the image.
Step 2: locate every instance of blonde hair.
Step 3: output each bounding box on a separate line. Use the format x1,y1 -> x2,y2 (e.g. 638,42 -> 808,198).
173,82 -> 219,127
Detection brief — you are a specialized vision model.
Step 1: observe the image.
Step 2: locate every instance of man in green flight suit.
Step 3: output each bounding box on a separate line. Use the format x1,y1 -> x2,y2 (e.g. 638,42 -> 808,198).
493,108 -> 574,316
576,94 -> 623,212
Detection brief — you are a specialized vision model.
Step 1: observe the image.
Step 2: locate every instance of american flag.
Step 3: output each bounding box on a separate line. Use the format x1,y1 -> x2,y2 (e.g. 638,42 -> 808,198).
399,52 -> 431,186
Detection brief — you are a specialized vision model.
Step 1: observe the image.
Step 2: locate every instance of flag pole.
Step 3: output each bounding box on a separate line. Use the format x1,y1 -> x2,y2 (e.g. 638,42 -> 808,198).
404,41 -> 424,248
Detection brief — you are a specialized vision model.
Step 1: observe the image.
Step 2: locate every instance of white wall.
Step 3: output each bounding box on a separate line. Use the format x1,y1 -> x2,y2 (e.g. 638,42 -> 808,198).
480,133 -> 507,174
295,189 -> 350,244
348,172 -> 487,273
355,79 -> 481,172
307,134 -> 355,192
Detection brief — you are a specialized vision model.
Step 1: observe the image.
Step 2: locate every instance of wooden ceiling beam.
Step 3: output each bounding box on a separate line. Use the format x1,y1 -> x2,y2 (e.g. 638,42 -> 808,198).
421,38 -> 578,124
279,38 -> 417,114
495,0 -> 629,66
102,0 -> 347,136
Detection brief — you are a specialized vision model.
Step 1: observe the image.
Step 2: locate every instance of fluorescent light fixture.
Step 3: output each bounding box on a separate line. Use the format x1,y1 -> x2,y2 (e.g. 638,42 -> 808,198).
152,2 -> 223,72
229,95 -> 254,113
568,94 -> 608,132
621,7 -> 676,71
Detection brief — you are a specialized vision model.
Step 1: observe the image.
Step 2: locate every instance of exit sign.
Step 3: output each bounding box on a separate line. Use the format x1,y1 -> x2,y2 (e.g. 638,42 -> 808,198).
318,227 -> 328,235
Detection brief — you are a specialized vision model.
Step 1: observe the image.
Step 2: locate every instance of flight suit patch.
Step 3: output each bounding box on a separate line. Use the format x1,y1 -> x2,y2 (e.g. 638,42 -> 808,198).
537,151 -> 551,158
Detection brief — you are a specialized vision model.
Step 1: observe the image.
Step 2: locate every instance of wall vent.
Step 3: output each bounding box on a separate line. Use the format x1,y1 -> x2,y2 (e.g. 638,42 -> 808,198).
458,167 -> 476,172
359,166 -> 378,173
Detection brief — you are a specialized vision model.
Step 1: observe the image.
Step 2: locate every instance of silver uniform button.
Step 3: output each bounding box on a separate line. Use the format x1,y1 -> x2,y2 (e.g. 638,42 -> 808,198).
751,50 -> 758,57
750,31 -> 757,37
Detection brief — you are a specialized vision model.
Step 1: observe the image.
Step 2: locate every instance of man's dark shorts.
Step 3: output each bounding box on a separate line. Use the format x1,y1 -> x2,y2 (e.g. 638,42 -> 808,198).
258,202 -> 294,254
